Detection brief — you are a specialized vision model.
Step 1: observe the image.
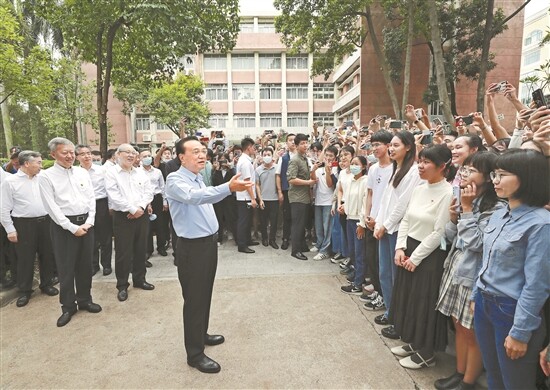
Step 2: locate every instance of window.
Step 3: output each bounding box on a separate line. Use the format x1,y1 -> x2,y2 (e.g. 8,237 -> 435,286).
429,101 -> 443,117
231,54 -> 254,70
239,23 -> 254,33
313,113 -> 334,127
524,30 -> 543,47
287,113 -> 308,127
234,114 -> 256,128
523,49 -> 541,66
205,84 -> 228,100
260,84 -> 282,99
135,115 -> 150,131
313,83 -> 334,99
286,54 -> 308,69
232,84 -> 255,100
204,54 -> 227,71
260,114 -> 282,128
258,22 -> 276,33
155,122 -> 174,131
259,54 -> 281,69
208,114 -> 228,128
286,83 -> 308,99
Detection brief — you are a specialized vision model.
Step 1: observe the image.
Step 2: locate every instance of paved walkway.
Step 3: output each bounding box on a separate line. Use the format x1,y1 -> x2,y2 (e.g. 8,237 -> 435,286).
0,240 -> 460,389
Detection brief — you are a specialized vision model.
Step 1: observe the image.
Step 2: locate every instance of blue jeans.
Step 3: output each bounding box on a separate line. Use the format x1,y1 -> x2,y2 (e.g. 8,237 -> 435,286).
378,232 -> 398,318
314,205 -> 333,254
331,213 -> 342,254
474,291 -> 545,390
346,219 -> 365,287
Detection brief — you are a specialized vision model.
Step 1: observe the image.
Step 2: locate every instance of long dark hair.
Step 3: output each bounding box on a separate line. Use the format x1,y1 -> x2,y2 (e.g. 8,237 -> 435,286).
463,151 -> 499,213
390,131 -> 416,188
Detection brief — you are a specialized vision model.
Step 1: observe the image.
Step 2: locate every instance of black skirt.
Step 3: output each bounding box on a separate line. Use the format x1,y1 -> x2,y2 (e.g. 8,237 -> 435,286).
388,237 -> 449,352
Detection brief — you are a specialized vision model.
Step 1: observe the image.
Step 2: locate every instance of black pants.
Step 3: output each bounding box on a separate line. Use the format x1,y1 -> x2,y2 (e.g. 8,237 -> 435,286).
236,201 -> 253,249
13,216 -> 55,294
364,228 -> 381,293
113,212 -> 148,290
281,190 -> 291,241
260,200 -> 279,242
177,234 -> 218,362
213,195 -> 237,243
0,225 -> 16,282
93,198 -> 112,271
50,215 -> 93,312
147,193 -> 169,254
290,202 -> 308,254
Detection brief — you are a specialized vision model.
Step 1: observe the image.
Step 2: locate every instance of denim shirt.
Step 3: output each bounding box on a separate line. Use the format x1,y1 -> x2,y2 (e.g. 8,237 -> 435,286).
476,204 -> 550,343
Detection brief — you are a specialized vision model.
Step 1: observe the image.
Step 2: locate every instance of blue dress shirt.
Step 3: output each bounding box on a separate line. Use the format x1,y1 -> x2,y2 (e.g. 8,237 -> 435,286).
165,166 -> 231,239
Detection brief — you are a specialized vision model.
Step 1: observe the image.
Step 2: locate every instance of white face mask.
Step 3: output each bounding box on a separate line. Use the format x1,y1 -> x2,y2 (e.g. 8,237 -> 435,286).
142,157 -> 153,166
263,156 -> 273,165
92,161 -> 102,166
350,165 -> 362,176
367,155 -> 378,164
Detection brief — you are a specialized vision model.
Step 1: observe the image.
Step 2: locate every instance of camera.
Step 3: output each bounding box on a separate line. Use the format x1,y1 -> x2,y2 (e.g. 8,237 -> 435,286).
415,108 -> 423,120
491,81 -> 508,93
215,131 -> 223,139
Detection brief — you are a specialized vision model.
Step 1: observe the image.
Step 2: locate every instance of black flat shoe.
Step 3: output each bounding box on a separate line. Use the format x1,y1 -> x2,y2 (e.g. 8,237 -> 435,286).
434,372 -> 464,390
238,247 -> 255,254
205,334 -> 225,346
381,325 -> 400,340
41,286 -> 59,296
291,252 -> 307,261
134,281 -> 155,290
248,241 -> 260,246
262,239 -> 268,247
103,268 -> 112,276
16,294 -> 30,307
281,240 -> 289,250
145,260 -> 153,268
158,249 -> 168,256
269,241 -> 279,249
78,302 -> 102,313
57,308 -> 77,327
117,289 -> 128,302
187,355 -> 221,374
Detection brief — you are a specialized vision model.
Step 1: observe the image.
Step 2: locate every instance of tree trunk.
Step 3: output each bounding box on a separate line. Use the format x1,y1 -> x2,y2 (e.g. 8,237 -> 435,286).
401,1 -> 415,113
476,0 -> 495,112
0,84 -> 13,156
365,6 -> 401,118
449,80 -> 457,116
426,0 -> 455,128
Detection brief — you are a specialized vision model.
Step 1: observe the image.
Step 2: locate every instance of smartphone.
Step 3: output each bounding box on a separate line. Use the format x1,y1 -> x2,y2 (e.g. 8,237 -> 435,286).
532,89 -> 547,108
415,108 -> 423,120
360,142 -> 372,150
421,130 -> 433,145
460,115 -> 474,126
389,121 -> 402,129
491,81 -> 507,93
433,118 -> 443,127
453,186 -> 461,211
215,131 -> 223,138
345,120 -> 354,126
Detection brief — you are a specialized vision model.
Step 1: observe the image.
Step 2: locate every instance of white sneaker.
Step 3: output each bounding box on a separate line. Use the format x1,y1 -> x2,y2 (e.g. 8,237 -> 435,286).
310,247 -> 319,253
313,253 -> 328,261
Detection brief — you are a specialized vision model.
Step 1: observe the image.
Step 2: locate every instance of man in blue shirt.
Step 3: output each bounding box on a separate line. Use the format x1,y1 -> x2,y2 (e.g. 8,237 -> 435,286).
165,136 -> 252,374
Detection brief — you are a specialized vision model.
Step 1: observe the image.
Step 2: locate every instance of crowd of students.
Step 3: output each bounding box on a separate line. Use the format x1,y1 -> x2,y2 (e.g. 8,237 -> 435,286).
1,81 -> 549,388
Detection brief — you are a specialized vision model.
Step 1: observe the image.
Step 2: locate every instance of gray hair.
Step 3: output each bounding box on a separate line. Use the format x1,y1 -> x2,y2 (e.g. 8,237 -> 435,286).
18,150 -> 41,166
48,137 -> 74,152
75,144 -> 91,155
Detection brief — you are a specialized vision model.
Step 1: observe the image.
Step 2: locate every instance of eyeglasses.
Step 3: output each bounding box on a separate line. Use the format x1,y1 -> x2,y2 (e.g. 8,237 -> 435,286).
371,143 -> 383,148
458,166 -> 479,177
77,152 -> 92,156
490,171 -> 514,182
119,150 -> 137,155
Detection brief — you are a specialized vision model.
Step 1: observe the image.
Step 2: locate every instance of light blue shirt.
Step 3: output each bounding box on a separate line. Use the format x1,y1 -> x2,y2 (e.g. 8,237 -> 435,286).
476,204 -> 550,343
165,166 -> 231,239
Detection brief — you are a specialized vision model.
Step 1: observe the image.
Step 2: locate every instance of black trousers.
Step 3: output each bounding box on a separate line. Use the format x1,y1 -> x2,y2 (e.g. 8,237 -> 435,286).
364,228 -> 381,294
213,195 -> 237,243
13,216 -> 55,293
281,190 -> 291,241
290,202 -> 308,254
236,201 -> 253,249
177,234 -> 218,362
260,200 -> 279,242
93,198 -> 112,271
50,215 -> 93,312
0,225 -> 16,281
113,212 -> 148,290
147,193 -> 169,254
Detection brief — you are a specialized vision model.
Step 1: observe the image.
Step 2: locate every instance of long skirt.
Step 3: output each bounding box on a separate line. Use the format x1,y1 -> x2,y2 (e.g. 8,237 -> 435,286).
388,237 -> 448,352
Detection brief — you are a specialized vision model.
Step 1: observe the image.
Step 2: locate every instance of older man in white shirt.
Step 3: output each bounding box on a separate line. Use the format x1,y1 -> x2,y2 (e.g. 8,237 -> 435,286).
39,138 -> 102,327
105,144 -> 154,302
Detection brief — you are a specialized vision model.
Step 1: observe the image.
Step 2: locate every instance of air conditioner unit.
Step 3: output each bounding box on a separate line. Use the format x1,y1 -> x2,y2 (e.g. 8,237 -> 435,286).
142,134 -> 152,142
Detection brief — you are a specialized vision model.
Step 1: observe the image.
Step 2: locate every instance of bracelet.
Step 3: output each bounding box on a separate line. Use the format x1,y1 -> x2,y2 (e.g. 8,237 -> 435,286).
413,120 -> 419,124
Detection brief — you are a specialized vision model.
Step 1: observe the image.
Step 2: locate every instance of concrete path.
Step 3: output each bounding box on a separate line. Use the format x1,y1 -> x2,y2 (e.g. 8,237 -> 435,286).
0,240 -> 457,389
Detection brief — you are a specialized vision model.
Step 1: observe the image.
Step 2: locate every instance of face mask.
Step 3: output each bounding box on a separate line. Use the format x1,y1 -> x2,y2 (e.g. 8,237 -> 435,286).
92,161 -> 102,166
263,156 -> 273,164
142,157 -> 153,166
367,155 -> 378,164
350,165 -> 362,176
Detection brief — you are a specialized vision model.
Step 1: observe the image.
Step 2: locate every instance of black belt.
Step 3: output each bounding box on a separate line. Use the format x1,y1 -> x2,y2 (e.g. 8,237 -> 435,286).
12,215 -> 49,223
178,233 -> 218,243
66,213 -> 88,223
96,197 -> 108,202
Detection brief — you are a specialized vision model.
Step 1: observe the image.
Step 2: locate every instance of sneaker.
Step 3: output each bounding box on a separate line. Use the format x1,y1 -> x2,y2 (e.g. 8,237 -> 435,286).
339,258 -> 351,269
310,247 -> 319,253
359,290 -> 379,303
374,313 -> 390,325
340,284 -> 362,295
340,266 -> 354,275
330,253 -> 345,263
364,295 -> 385,311
313,253 -> 328,261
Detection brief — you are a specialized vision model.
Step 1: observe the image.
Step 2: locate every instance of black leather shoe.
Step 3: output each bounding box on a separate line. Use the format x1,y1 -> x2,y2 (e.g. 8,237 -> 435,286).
51,276 -> 59,286
187,355 -> 221,374
57,308 -> 77,327
381,325 -> 400,340
158,249 -> 168,256
92,267 -> 100,276
205,334 -> 225,346
262,239 -> 268,247
117,289 -> 128,302
16,294 -> 31,307
434,372 -> 464,390
40,286 -> 59,296
103,268 -> 112,276
0,278 -> 16,291
238,247 -> 255,254
291,252 -> 307,261
269,241 -> 279,249
281,240 -> 289,250
145,260 -> 153,268
248,241 -> 260,246
134,281 -> 155,290
78,302 -> 102,313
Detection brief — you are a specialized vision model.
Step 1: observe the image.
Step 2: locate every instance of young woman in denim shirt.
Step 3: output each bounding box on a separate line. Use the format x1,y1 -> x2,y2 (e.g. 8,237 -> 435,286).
434,151 -> 505,390
474,149 -> 550,389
